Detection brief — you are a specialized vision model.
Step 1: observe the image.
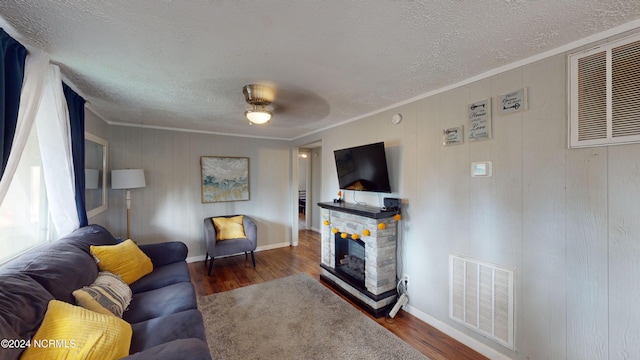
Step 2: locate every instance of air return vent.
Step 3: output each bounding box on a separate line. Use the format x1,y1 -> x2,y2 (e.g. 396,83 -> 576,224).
569,32 -> 640,148
449,254 -> 515,350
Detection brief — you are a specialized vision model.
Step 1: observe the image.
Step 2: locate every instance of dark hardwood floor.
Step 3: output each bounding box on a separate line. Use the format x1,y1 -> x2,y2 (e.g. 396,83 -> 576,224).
188,226 -> 488,360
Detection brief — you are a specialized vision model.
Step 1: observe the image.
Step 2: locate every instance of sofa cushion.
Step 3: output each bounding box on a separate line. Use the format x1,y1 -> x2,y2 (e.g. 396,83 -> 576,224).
73,272 -> 132,318
212,215 -> 246,240
0,242 -> 98,304
129,261 -> 191,294
91,239 -> 153,284
58,224 -> 119,252
129,309 -> 207,353
0,317 -> 23,360
138,241 -> 188,268
0,273 -> 53,356
20,300 -> 132,360
123,338 -> 212,360
123,282 -> 197,324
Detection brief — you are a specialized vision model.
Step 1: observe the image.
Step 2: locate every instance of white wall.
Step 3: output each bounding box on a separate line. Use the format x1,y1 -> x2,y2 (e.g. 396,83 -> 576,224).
105,126 -> 292,260
294,49 -> 640,359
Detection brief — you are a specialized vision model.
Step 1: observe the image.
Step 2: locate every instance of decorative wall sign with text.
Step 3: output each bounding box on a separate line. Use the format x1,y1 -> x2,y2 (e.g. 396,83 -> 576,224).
499,88 -> 528,115
443,126 -> 464,146
468,98 -> 491,141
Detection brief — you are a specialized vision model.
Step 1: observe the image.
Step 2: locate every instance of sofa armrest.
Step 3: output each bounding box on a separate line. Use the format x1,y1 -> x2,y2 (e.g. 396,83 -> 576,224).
138,242 -> 188,268
122,338 -> 211,360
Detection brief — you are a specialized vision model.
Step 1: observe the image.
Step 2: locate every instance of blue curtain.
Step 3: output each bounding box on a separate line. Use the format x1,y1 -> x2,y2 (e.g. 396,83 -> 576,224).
64,83 -> 88,227
0,29 -> 27,177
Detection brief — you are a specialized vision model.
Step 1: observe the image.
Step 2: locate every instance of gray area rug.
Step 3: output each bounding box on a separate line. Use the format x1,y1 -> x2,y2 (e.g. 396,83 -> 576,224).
197,273 -> 430,360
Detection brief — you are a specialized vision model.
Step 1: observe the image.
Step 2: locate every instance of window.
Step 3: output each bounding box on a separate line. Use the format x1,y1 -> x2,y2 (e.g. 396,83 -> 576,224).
569,33 -> 640,148
0,124 -> 49,264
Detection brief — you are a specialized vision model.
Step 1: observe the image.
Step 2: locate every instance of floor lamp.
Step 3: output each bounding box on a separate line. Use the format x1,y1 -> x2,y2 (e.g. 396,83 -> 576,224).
111,169 -> 146,239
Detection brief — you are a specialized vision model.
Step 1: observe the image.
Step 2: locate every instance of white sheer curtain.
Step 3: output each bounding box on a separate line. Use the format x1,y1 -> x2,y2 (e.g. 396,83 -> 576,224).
0,50 -> 49,204
35,65 -> 79,237
0,50 -> 80,239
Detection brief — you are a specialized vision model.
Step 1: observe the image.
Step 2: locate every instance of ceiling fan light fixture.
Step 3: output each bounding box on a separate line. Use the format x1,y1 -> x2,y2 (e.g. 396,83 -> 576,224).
243,84 -> 275,105
245,105 -> 272,124
243,84 -> 275,124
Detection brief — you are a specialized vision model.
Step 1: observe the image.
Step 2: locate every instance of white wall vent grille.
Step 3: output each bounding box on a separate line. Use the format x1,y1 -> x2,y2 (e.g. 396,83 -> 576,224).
449,254 -> 515,350
569,32 -> 640,148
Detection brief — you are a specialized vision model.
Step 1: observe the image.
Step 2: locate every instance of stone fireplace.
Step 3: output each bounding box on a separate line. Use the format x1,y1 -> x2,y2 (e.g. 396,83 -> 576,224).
318,202 -> 398,317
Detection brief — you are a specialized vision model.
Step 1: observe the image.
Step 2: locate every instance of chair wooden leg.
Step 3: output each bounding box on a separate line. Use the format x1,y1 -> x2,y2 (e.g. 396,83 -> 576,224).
250,251 -> 256,267
204,252 -> 209,267
207,256 -> 214,276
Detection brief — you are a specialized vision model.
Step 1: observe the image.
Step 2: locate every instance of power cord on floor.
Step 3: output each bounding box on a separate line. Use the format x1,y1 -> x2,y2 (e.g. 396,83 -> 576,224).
384,277 -> 409,323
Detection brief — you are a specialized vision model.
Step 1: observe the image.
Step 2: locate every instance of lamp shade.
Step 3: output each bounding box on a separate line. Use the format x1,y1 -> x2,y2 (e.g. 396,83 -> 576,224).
85,169 -> 100,189
111,169 -> 146,189
245,108 -> 272,124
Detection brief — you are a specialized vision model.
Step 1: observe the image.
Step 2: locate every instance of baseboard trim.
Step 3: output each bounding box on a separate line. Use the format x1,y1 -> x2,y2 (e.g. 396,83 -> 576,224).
255,241 -> 291,252
405,304 -> 513,360
186,241 -> 291,264
186,255 -> 206,263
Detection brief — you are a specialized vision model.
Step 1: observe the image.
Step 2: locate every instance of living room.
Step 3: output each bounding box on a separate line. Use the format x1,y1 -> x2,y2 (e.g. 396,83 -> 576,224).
92,29 -> 640,359
2,2 -> 640,360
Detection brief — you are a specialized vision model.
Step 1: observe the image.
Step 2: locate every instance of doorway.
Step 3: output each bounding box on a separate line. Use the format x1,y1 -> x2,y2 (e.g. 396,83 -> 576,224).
298,150 -> 309,229
298,141 -> 322,234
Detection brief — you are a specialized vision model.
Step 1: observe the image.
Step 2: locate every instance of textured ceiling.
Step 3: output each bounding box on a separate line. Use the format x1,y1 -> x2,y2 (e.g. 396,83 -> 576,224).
1,1 -> 640,139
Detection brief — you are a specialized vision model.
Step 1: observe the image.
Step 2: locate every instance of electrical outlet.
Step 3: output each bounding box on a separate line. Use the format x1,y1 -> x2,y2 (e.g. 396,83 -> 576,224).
402,274 -> 409,289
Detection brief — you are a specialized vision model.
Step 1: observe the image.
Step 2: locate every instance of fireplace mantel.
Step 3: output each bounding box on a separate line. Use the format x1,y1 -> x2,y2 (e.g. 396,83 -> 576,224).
318,202 -> 397,219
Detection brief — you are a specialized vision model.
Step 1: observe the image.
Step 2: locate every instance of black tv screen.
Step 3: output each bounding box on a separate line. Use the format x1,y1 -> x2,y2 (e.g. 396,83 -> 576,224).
334,142 -> 391,193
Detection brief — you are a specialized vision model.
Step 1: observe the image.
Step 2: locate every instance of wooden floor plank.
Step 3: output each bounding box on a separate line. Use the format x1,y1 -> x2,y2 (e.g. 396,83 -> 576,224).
188,228 -> 488,360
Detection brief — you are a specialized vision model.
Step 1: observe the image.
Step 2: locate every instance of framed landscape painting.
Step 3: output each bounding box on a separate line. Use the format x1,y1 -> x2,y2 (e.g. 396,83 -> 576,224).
200,156 -> 250,203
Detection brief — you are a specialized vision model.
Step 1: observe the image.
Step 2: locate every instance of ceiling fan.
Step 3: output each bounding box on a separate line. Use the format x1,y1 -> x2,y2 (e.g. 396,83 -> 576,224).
242,84 -> 275,125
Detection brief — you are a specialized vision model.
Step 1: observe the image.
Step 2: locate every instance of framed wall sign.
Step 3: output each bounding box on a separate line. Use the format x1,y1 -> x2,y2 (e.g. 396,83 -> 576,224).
443,126 -> 464,146
200,156 -> 250,203
468,98 -> 491,141
499,88 -> 528,115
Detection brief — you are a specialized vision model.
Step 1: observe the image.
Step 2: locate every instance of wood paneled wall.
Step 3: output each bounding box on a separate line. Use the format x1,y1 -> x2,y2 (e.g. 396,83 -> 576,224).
104,126 -> 293,259
294,50 -> 640,359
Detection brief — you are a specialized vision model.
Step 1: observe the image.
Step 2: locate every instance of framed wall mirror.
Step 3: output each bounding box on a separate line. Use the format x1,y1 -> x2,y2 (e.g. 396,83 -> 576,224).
85,132 -> 108,217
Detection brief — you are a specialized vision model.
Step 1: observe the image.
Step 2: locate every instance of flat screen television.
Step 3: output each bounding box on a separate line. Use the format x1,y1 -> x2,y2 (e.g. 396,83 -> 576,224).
334,142 -> 391,193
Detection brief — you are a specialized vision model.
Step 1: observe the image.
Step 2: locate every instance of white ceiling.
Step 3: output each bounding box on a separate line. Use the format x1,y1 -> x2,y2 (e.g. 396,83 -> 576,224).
1,1 -> 639,140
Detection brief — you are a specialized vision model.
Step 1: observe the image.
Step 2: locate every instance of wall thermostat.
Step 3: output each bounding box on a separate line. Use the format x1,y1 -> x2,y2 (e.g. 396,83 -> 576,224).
471,162 -> 492,177
391,114 -> 402,124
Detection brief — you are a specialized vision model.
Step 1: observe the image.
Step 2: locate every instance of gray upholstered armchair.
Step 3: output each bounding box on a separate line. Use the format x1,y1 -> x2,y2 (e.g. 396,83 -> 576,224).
203,215 -> 257,276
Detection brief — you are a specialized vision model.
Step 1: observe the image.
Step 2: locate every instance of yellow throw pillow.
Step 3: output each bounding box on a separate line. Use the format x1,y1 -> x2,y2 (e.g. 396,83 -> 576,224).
73,272 -> 132,318
19,300 -> 132,360
212,216 -> 246,240
90,239 -> 153,284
